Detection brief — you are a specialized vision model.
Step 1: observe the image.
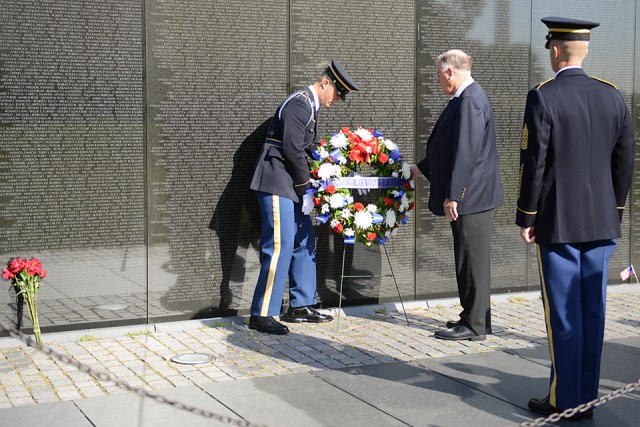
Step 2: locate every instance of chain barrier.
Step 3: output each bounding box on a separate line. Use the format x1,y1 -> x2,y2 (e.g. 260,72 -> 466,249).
517,377 -> 640,426
1,323 -> 268,427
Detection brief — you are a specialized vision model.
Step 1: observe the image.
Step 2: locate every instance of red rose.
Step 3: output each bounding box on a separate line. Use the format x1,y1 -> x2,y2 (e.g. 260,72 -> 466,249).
312,168 -> 319,178
27,258 -> 43,276
403,182 -> 412,191
408,202 -> 415,211
8,258 -> 25,274
384,197 -> 393,206
313,197 -> 321,206
333,223 -> 343,233
354,203 -> 365,211
326,184 -> 336,194
39,269 -> 47,279
367,232 -> 377,241
378,153 -> 388,164
1,268 -> 14,280
320,139 -> 326,146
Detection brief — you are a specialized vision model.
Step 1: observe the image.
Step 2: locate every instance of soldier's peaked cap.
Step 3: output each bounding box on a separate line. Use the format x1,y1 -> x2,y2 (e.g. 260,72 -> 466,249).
542,17 -> 600,49
325,58 -> 359,101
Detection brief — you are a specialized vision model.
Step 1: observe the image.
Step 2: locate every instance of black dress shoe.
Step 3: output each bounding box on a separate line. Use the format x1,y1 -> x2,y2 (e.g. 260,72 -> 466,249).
282,306 -> 333,323
435,323 -> 485,341
249,315 -> 289,335
528,397 -> 593,421
446,320 -> 492,335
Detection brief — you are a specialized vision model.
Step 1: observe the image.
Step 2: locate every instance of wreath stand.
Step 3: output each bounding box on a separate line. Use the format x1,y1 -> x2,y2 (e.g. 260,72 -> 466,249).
335,242 -> 410,330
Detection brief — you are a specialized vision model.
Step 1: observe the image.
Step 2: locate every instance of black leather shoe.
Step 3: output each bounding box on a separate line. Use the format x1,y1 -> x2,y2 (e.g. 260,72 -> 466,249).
446,320 -> 492,335
249,315 -> 289,335
435,323 -> 485,341
282,306 -> 333,323
528,397 -> 592,421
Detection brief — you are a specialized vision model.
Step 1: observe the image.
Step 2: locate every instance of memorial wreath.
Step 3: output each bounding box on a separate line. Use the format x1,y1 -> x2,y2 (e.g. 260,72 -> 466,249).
309,127 -> 414,246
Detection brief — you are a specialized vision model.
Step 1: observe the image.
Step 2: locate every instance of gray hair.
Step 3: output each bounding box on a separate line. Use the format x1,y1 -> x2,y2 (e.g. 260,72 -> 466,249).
436,49 -> 473,72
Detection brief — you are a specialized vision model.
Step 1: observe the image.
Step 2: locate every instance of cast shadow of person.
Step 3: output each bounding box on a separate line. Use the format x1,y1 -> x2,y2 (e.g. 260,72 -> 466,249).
206,118 -> 270,315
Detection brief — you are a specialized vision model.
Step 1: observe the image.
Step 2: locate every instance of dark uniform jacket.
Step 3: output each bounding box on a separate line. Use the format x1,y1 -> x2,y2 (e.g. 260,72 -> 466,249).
516,68 -> 635,243
250,88 -> 318,203
417,81 -> 504,216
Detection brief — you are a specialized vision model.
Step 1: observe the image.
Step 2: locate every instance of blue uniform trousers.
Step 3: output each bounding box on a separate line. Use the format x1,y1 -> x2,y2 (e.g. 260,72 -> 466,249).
536,240 -> 616,410
251,191 -> 317,317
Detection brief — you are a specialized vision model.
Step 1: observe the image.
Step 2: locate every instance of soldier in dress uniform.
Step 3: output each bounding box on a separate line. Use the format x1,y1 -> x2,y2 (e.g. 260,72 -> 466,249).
517,17 -> 634,420
248,59 -> 359,334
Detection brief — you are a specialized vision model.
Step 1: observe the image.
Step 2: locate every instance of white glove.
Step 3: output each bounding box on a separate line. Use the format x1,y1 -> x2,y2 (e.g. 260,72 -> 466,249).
350,172 -> 369,195
301,193 -> 314,215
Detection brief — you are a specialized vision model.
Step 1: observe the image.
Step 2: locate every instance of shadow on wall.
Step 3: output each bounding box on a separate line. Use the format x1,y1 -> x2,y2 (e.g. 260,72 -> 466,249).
204,118 -> 270,316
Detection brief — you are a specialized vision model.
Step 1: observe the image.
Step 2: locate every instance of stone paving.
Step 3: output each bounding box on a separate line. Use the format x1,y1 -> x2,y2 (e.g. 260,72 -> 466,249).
1,286 -> 639,410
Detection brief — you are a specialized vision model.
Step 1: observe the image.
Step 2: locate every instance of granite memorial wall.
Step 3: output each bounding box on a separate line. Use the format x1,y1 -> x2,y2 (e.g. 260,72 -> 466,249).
0,0 -> 637,335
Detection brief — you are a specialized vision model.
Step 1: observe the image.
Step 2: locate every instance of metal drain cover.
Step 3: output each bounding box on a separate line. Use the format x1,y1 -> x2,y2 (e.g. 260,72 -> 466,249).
170,353 -> 216,365
95,304 -> 129,311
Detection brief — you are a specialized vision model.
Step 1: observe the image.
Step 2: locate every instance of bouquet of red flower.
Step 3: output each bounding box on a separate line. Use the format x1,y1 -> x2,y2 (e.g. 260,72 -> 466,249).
2,258 -> 47,345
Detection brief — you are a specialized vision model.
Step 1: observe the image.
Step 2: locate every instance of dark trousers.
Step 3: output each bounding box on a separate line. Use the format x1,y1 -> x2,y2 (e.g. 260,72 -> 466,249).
450,209 -> 494,335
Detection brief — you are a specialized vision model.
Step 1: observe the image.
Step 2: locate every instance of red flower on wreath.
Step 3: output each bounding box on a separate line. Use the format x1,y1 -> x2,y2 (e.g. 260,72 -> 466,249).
378,153 -> 389,164
325,184 -> 336,194
353,202 -> 365,211
384,197 -> 393,206
366,232 -> 377,241
333,223 -> 343,233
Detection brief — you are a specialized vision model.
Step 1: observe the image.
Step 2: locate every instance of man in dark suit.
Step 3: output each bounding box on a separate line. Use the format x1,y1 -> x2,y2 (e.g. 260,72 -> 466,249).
517,18 -> 634,420
248,59 -> 359,334
411,49 -> 504,341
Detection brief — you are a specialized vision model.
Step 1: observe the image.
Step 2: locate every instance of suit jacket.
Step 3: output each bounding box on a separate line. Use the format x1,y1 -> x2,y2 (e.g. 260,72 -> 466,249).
250,88 -> 318,203
516,68 -> 635,244
417,82 -> 504,216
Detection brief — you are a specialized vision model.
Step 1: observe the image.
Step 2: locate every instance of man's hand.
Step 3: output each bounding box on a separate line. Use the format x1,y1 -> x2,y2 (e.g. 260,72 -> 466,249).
409,164 -> 422,181
301,193 -> 314,215
444,198 -> 458,222
520,226 -> 536,244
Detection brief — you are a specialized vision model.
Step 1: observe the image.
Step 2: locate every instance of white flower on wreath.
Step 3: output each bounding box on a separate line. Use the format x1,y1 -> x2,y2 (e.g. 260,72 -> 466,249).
330,132 -> 349,149
385,209 -> 397,228
384,230 -> 391,237
388,158 -> 395,165
310,179 -> 321,188
321,204 -> 330,214
340,209 -> 352,220
401,162 -> 411,179
318,163 -> 341,181
338,155 -> 347,165
399,194 -> 410,212
317,146 -> 330,159
366,204 -> 377,213
391,171 -> 399,178
354,210 -> 373,229
330,219 -> 340,228
344,228 -> 355,237
382,138 -> 398,151
329,194 -> 345,209
345,194 -> 354,204
354,128 -> 374,141
391,228 -> 399,236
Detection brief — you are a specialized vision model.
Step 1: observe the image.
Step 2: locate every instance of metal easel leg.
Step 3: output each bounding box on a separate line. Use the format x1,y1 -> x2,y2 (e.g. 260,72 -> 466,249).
383,245 -> 410,326
336,243 -> 347,331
